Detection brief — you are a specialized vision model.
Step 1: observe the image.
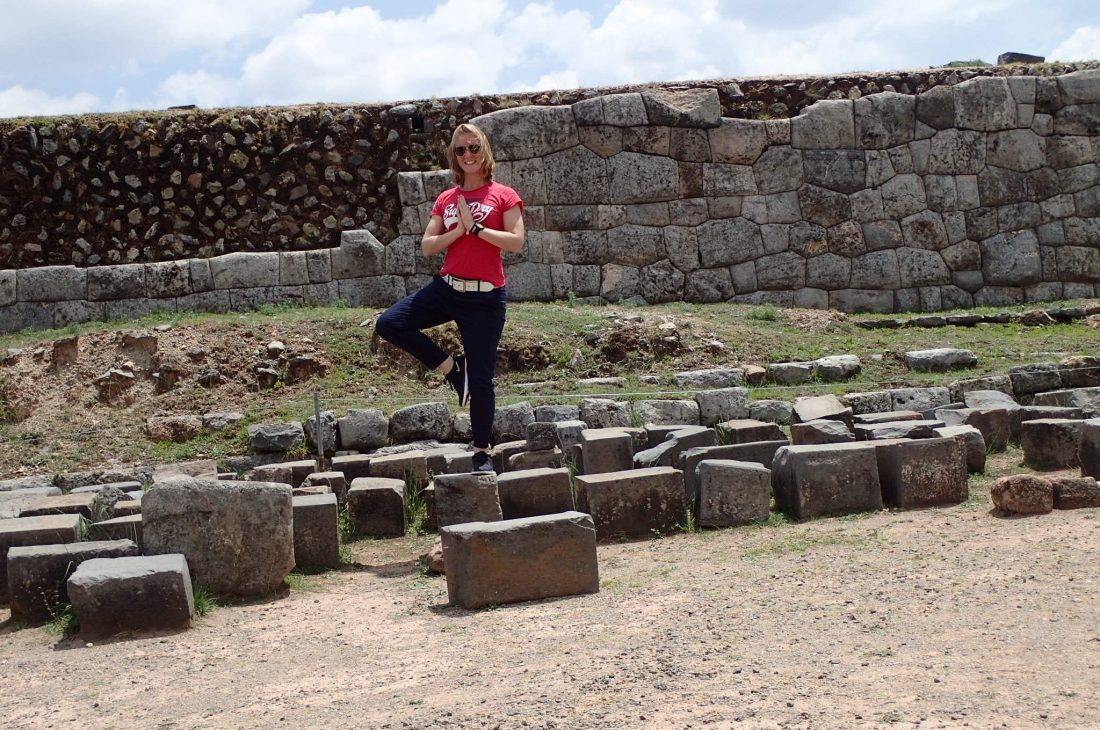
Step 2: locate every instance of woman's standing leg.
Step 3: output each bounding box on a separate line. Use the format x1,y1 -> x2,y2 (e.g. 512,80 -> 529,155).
454,288 -> 507,450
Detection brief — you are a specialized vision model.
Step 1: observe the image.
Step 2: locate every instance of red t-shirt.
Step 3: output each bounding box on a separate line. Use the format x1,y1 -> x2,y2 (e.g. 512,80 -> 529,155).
430,181 -> 523,287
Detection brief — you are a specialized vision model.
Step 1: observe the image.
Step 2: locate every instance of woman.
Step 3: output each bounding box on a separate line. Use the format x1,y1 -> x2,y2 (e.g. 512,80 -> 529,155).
375,123 -> 525,473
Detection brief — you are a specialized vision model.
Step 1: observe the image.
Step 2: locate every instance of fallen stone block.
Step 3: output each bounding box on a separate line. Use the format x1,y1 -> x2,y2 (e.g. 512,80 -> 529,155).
934,407 -> 1010,452
535,404 -> 581,422
694,387 -> 750,426
749,399 -> 792,424
1050,476 -> 1100,509
904,348 -> 977,372
1011,405 -> 1083,443
1081,418 -> 1100,480
716,419 -> 786,444
852,410 -> 923,424
0,487 -> 62,520
575,467 -> 686,541
695,460 -> 771,527
248,422 -> 305,453
1032,386 -> 1100,417
673,367 -> 745,389
443,451 -> 475,474
423,445 -> 467,474
680,441 -> 789,502
580,428 -> 634,474
304,471 -> 348,504
142,477 -> 294,597
888,387 -> 951,413
554,420 -> 588,452
496,467 -> 574,520
71,481 -> 143,495
1058,356 -> 1100,388
434,472 -> 502,529
7,540 -> 139,623
633,399 -> 700,426
346,477 -> 406,538
767,361 -> 814,385
331,454 -> 372,482
369,450 -> 428,485
1009,363 -> 1063,396
841,390 -> 892,415
292,493 -> 341,568
508,447 -> 563,471
1020,418 -> 1084,469
525,422 -> 559,451
854,420 -> 943,440
962,388 -> 1018,410
0,514 -> 83,602
487,440 -> 525,473
990,474 -> 1053,514
579,398 -> 631,428
151,459 -> 219,481
89,514 -> 143,547
441,512 -> 599,610
633,426 -> 716,469
337,408 -> 389,451
772,443 -> 883,520
790,419 -> 854,446
791,394 -> 853,427
18,493 -> 96,519
876,437 -> 968,508
933,425 -> 987,474
67,554 -> 194,637
814,354 -> 861,382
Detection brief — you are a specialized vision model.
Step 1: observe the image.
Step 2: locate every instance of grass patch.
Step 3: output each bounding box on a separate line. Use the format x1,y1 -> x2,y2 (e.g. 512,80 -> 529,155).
44,603 -> 79,637
192,586 -> 219,617
745,304 -> 780,322
743,527 -> 873,560
405,470 -> 429,536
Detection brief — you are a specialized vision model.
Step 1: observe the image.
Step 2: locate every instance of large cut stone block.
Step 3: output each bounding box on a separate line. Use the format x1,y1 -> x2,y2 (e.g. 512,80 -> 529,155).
67,554 -> 194,637
990,474 -> 1053,514
89,514 -> 143,546
7,540 -> 138,622
142,477 -> 294,597
1011,406 -> 1082,443
292,493 -> 340,568
580,428 -> 635,474
790,419 -> 854,445
346,477 -> 405,538
934,407 -> 1010,451
695,459 -> 771,527
716,419 -> 786,444
369,451 -> 428,485
434,473 -> 502,529
0,514 -> 82,603
679,441 -> 788,502
1021,419 -> 1084,469
854,420 -> 943,440
633,426 -> 716,469
496,467 -> 574,520
876,437 -> 968,508
791,100 -> 855,149
792,394 -> 853,427
575,467 -> 686,541
470,106 -> 579,161
209,252 -> 279,289
304,471 -> 348,505
1051,476 -> 1100,509
772,443 -> 884,520
18,492 -> 95,518
1081,419 -> 1100,480
934,425 -> 987,474
441,512 -> 599,609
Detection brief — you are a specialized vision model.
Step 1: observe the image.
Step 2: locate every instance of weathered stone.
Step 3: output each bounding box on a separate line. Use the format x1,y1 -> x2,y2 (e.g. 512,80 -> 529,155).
934,425 -> 987,473
248,422 -> 305,453
767,361 -> 815,385
471,106 -> 579,161
16,265 -> 86,302
854,92 -> 916,149
1048,476 -> 1100,510
346,477 -> 405,538
575,466 -> 686,541
904,348 -> 978,373
955,77 -> 1017,131
854,419 -> 942,440
492,401 -> 535,443
790,419 -> 855,446
18,492 -> 96,519
935,408 -> 1010,452
390,402 -> 452,442
6,539 -> 137,622
291,493 -> 340,568
753,146 -> 804,194
641,88 -> 721,128
694,387 -> 750,427
814,354 -> 862,381
876,437 -> 967,508
608,152 -> 678,203
1081,418 -> 1100,480
634,426 -> 715,469
715,419 -> 785,444
1021,418 -> 1084,469
633,400 -> 700,426
889,387 -> 950,413
441,512 -> 598,609
304,471 -> 348,504
772,443 -> 883,520
1009,363 -> 1063,396
792,394 -> 853,426
368,450 -> 428,485
791,100 -> 855,149
433,472 -> 501,530
579,428 -> 634,475
142,476 -> 293,596
709,118 -> 768,164
67,553 -> 193,636
337,408 -> 388,451
990,474 -> 1053,514
694,459 -> 771,527
496,467 -> 574,520
881,174 -> 927,218
579,398 -> 631,428
749,400 -> 793,425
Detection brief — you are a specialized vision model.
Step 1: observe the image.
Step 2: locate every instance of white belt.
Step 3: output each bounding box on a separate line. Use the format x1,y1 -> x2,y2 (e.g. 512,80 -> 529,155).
443,274 -> 496,292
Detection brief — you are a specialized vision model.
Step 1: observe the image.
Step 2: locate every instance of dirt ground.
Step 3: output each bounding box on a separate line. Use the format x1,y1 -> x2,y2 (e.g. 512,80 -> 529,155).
2,470 -> 1098,730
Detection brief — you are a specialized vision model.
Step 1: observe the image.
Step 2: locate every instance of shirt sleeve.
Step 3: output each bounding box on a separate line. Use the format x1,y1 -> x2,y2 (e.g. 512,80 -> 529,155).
499,184 -> 524,214
430,189 -> 450,219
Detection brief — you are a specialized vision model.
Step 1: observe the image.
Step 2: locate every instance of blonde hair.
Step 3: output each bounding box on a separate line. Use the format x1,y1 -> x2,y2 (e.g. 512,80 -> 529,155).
447,123 -> 495,185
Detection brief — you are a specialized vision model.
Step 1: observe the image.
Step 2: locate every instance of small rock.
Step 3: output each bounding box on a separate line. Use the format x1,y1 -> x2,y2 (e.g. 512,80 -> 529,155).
990,474 -> 1053,514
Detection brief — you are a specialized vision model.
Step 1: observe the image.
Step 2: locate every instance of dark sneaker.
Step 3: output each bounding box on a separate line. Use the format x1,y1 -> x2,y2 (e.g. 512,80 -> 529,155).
445,354 -> 469,407
471,450 -> 494,474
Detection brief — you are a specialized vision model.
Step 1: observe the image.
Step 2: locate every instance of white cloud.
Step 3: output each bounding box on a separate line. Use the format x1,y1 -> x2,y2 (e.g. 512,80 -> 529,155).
0,0 -> 310,76
1050,26 -> 1100,62
0,85 -> 100,118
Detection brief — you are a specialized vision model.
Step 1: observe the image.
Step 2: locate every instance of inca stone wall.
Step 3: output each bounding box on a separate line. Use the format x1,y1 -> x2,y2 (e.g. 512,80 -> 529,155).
1,65 -> 1099,332
400,70 -> 1100,312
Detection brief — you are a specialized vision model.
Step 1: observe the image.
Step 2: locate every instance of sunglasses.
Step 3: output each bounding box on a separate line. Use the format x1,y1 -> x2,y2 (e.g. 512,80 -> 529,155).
454,144 -> 481,156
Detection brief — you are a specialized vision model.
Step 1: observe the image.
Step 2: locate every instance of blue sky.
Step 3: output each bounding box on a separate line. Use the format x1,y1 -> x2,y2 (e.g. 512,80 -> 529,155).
1,0 -> 1098,118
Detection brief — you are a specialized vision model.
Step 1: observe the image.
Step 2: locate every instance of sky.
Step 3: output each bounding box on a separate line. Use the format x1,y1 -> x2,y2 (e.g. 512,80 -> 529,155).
1,0 -> 1098,119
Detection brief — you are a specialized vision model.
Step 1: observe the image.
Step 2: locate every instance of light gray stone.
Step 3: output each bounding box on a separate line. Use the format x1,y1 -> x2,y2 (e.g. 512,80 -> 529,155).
493,401 -> 535,443
331,230 -> 386,279
338,408 -> 389,451
854,92 -> 916,149
67,554 -> 193,636
881,174 -> 927,218
954,76 -> 1017,131
889,386 -> 951,412
814,354 -> 862,381
16,266 -> 86,302
248,422 -> 305,453
634,400 -> 700,426
87,264 -> 144,301
208,252 -> 279,289
145,260 -> 191,298
390,402 -> 452,442
709,118 -> 768,164
980,230 -> 1041,286
694,388 -> 751,427
607,152 -> 678,203
695,459 -> 771,527
772,442 -> 882,519
471,106 -> 579,161
696,217 -> 764,267
803,149 -> 866,194
346,477 -> 405,538
753,146 -> 804,194
641,88 -> 721,128
791,100 -> 855,149
876,437 -> 967,508
987,129 -> 1045,172
905,348 -> 977,372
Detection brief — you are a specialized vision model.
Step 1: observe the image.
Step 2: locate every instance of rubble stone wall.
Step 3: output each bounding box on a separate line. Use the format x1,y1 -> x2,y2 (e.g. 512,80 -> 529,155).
1,65 -> 1099,331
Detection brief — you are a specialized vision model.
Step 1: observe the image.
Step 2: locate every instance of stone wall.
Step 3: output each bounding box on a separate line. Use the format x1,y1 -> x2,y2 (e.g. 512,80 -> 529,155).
1,65 -> 1099,330
397,70 -> 1100,312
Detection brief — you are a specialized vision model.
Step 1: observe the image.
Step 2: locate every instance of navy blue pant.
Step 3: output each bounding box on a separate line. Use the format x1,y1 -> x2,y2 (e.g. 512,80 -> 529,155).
375,275 -> 506,449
